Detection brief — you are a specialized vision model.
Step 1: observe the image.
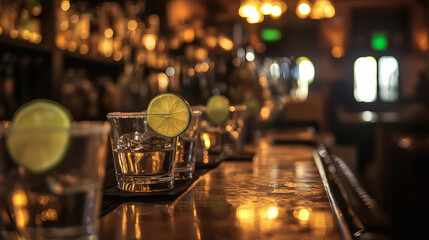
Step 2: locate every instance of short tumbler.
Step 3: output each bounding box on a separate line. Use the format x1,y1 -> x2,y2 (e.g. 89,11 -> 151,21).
0,121 -> 110,240
174,109 -> 201,180
224,105 -> 247,155
195,106 -> 228,168
107,112 -> 177,192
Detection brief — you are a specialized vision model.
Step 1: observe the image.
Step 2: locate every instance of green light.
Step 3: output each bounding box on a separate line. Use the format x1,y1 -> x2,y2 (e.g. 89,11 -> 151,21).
371,32 -> 388,51
261,28 -> 282,42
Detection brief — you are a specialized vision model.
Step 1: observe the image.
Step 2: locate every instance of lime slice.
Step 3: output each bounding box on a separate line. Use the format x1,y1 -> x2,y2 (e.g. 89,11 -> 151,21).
147,93 -> 191,137
206,95 -> 230,123
6,99 -> 72,173
243,97 -> 261,118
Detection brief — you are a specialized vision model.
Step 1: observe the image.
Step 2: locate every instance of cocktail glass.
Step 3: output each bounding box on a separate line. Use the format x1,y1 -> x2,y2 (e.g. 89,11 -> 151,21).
107,112 -> 177,192
175,109 -> 202,180
0,121 -> 110,240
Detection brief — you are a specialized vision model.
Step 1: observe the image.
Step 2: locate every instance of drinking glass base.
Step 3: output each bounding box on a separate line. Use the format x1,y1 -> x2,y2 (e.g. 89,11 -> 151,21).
174,170 -> 193,180
116,174 -> 174,192
2,225 -> 98,240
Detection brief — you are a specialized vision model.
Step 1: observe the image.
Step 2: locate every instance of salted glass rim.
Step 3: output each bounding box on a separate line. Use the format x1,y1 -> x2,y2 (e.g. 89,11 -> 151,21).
107,112 -> 171,118
142,110 -> 202,116
0,121 -> 110,134
108,111 -> 201,117
191,105 -> 247,112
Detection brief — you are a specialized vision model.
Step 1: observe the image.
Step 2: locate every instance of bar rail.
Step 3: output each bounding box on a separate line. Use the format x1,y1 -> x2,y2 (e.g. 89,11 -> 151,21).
313,150 -> 353,240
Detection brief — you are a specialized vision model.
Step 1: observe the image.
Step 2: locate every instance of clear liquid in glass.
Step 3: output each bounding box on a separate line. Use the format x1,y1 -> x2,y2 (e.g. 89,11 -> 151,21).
112,132 -> 175,192
175,137 -> 197,180
196,127 -> 227,168
1,130 -> 108,240
6,183 -> 101,239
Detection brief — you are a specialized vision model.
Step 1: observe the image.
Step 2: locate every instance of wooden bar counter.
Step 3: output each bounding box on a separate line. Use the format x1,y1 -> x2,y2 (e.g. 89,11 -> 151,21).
98,134 -> 345,240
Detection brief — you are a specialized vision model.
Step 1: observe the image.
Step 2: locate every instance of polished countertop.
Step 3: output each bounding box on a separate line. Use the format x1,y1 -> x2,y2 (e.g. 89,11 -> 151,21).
99,136 -> 343,240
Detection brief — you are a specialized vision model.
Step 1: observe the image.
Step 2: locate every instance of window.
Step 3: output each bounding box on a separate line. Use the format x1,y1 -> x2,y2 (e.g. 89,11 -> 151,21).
378,56 -> 399,102
354,56 -> 377,102
353,56 -> 398,102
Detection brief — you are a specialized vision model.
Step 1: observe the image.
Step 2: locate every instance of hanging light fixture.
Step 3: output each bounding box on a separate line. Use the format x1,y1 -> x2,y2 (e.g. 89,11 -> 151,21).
296,0 -> 312,19
310,0 -> 335,19
270,0 -> 287,19
260,1 -> 273,15
239,0 -> 334,23
238,0 -> 287,24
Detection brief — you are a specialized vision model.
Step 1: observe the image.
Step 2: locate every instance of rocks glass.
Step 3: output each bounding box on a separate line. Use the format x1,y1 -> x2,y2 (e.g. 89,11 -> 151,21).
107,112 -> 177,192
0,121 -> 110,239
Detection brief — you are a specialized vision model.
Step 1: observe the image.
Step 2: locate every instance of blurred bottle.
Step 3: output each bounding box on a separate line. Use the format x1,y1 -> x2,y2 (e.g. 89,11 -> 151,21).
117,49 -> 149,111
227,47 -> 263,143
180,60 -> 201,105
212,55 -> 229,96
0,0 -> 42,44
0,53 -> 17,120
60,68 -> 99,120
78,69 -> 99,119
96,75 -> 118,117
16,55 -> 31,104
228,47 -> 262,105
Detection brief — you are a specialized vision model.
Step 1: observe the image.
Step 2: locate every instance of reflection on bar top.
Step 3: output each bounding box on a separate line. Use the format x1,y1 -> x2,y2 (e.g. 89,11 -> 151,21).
98,138 -> 341,240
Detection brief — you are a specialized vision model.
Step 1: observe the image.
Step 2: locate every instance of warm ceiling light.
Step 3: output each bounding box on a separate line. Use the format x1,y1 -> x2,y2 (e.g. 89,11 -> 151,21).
247,11 -> 264,24
270,1 -> 287,18
239,1 -> 257,18
296,0 -> 311,19
270,5 -> 282,17
311,0 -> 335,19
240,0 -> 288,23
241,0 -> 334,22
260,2 -> 272,15
324,1 -> 335,18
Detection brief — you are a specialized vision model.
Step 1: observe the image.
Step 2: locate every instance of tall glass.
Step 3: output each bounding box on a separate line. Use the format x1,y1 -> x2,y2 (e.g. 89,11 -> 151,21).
0,121 -> 110,240
175,109 -> 202,180
107,112 -> 177,192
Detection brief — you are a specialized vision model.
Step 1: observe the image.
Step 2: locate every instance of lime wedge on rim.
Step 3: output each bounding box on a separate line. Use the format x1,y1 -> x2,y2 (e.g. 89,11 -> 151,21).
6,99 -> 72,173
206,95 -> 230,123
146,93 -> 191,138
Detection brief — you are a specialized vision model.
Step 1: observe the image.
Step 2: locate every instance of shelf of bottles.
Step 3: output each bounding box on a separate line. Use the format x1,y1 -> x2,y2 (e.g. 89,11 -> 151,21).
52,0 -> 242,118
55,0 -> 151,62
0,0 -> 313,125
0,0 -> 43,44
